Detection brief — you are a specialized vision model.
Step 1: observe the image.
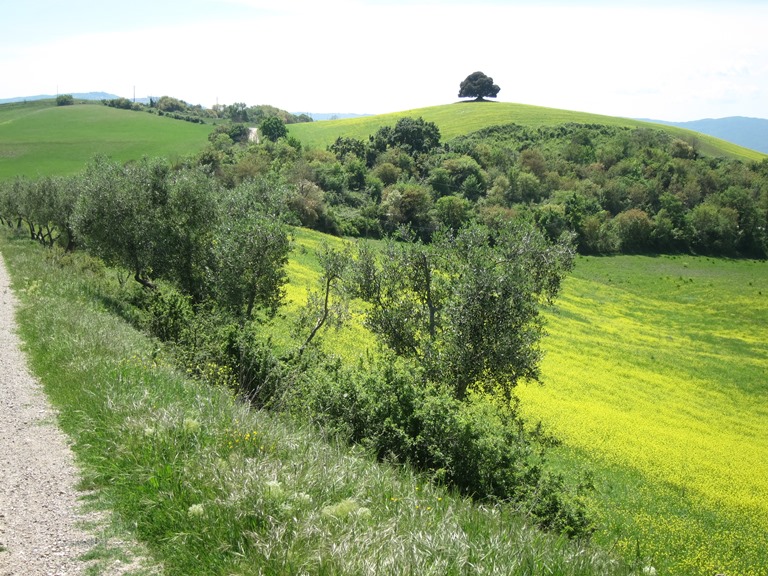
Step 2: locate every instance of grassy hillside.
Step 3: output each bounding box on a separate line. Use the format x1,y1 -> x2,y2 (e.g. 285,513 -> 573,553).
0,100 -> 213,179
288,102 -> 765,162
520,255 -> 768,576
271,228 -> 768,576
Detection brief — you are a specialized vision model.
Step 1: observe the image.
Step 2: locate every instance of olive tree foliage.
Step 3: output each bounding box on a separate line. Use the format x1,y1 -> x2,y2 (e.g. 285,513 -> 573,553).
212,179 -> 291,321
0,175 -> 78,249
294,241 -> 351,355
458,71 -> 501,101
72,156 -> 167,288
350,222 -> 575,400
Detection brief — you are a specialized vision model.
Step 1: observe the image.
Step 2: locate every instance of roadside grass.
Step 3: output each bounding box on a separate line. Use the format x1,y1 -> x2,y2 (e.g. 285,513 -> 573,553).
0,102 -> 212,179
517,255 -> 768,576
287,102 -> 764,161
0,231 -> 631,575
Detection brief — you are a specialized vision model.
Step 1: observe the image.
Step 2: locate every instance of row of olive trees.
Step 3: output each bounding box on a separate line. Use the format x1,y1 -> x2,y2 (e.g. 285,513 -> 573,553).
0,155 -> 592,535
0,156 -> 291,322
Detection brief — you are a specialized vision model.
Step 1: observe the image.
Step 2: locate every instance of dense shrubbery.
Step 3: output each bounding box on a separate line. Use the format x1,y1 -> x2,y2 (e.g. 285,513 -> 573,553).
0,146 -> 592,536
223,118 -> 768,257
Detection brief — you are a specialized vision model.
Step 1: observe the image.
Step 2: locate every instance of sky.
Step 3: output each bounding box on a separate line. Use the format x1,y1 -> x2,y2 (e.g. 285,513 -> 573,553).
2,0 -> 767,121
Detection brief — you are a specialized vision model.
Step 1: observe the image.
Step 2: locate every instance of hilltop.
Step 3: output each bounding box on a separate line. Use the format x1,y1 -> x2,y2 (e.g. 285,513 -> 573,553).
0,92 -> 121,104
287,101 -> 765,162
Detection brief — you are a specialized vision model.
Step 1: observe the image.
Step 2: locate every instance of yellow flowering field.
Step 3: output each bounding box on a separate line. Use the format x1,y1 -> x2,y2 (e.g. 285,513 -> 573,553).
517,255 -> 768,575
281,230 -> 767,574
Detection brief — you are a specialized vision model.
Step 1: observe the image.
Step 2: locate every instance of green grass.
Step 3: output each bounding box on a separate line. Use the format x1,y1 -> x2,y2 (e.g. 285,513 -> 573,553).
0,230 -> 630,575
288,102 -> 765,162
0,101 -> 213,179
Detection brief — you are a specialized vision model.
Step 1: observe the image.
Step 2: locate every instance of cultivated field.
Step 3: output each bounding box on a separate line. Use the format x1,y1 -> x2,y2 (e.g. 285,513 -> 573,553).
0,101 -> 212,179
520,255 -> 768,575
280,230 -> 768,575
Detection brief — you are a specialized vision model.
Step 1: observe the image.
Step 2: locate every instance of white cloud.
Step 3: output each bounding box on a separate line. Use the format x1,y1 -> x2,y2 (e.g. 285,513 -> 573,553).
2,1 -> 767,120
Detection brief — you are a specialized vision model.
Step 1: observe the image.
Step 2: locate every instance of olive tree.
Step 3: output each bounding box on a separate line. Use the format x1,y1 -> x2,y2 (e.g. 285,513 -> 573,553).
212,179 -> 291,321
72,156 -> 167,288
350,222 -> 575,400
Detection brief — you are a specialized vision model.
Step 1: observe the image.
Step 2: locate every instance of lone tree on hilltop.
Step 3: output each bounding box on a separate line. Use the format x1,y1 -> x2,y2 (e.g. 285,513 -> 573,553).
458,71 -> 500,101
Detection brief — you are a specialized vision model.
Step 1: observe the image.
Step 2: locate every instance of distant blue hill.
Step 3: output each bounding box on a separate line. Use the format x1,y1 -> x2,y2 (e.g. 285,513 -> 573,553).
298,112 -> 373,121
0,92 -> 122,104
642,116 -> 768,155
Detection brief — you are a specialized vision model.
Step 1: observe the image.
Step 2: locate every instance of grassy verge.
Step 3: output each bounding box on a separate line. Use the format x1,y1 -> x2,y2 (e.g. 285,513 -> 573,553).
0,231 -> 632,575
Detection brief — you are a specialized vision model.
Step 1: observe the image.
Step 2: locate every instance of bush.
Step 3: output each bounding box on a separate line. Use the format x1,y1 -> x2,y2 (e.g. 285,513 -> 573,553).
145,287 -> 194,343
283,352 -> 591,537
56,94 -> 74,106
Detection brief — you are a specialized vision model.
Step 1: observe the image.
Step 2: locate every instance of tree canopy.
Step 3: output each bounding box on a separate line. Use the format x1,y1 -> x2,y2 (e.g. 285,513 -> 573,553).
350,222 -> 575,400
459,71 -> 501,101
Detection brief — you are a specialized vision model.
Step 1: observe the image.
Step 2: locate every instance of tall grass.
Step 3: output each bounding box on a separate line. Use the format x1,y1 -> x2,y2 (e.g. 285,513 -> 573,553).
0,231 -> 631,575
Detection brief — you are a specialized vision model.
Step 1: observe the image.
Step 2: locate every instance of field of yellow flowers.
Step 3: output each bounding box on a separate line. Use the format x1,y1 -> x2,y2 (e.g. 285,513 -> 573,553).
517,255 -> 768,576
279,231 -> 766,574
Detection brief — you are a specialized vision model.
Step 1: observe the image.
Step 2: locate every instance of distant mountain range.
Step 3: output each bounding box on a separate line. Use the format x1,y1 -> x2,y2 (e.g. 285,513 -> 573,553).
641,117 -> 768,155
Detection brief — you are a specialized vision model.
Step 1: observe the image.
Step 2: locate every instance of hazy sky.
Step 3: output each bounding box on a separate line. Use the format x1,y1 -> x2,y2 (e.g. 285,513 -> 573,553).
2,0 -> 767,120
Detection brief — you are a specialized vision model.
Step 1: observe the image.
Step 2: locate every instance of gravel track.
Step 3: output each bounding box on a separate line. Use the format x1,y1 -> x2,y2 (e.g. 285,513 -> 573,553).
0,252 -> 118,576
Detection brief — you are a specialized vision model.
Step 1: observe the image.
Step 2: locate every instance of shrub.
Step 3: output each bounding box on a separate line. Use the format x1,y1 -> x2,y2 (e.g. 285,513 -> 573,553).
283,352 -> 591,537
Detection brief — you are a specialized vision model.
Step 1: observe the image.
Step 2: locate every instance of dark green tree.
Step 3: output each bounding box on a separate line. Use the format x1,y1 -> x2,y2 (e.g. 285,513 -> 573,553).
212,179 -> 290,320
260,116 -> 288,142
56,94 -> 74,106
458,71 -> 500,101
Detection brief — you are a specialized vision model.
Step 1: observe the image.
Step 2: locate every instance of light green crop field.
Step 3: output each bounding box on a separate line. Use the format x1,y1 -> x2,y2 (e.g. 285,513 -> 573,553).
0,101 -> 213,179
517,255 -> 768,576
288,102 -> 765,162
285,229 -> 768,575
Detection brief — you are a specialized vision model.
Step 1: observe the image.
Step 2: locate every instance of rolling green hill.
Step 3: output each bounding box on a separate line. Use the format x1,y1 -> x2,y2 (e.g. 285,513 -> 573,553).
0,100 -> 213,179
288,102 -> 765,162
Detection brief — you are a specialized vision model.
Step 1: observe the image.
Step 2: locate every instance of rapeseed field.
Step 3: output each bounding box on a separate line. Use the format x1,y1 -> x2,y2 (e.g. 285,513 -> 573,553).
518,255 -> 768,575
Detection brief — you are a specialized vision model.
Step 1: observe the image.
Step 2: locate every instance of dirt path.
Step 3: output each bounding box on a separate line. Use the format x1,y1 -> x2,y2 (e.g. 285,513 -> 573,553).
0,251 -> 101,575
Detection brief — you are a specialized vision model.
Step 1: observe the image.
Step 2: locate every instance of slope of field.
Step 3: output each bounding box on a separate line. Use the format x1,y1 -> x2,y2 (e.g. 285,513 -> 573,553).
518,255 -> 768,576
281,229 -> 768,576
288,102 -> 765,162
0,101 -> 212,179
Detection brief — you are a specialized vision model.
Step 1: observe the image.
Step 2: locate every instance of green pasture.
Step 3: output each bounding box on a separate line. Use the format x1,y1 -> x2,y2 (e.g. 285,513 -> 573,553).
0,101 -> 212,179
284,228 -> 768,575
288,102 -> 765,162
